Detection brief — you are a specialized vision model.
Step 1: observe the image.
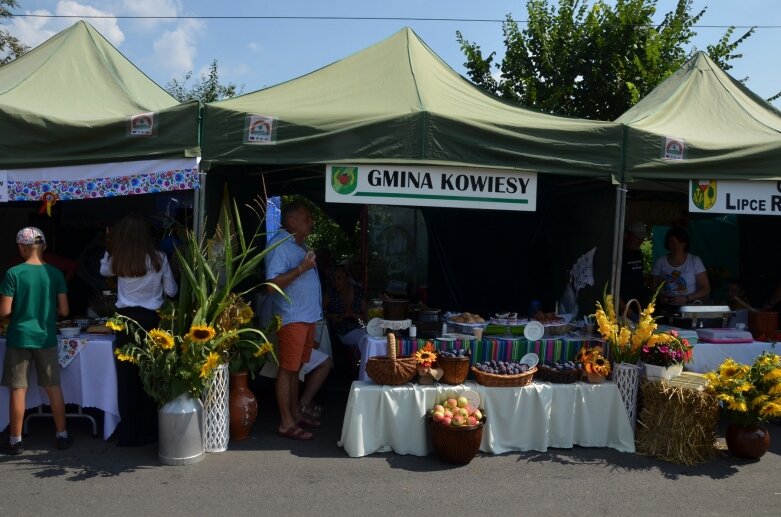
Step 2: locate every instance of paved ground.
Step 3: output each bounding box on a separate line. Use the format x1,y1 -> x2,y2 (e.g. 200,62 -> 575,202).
1,375 -> 780,516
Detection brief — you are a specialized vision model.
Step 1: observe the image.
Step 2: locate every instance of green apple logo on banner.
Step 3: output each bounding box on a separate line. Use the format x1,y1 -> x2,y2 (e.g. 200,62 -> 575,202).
331,166 -> 358,195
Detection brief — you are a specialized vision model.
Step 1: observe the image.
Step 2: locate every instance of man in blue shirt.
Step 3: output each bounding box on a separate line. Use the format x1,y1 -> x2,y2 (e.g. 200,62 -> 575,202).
265,200 -> 322,441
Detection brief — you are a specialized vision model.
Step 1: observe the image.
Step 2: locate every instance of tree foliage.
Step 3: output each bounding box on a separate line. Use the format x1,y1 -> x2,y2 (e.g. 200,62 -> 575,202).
457,0 -> 757,120
1,0 -> 28,65
165,59 -> 243,103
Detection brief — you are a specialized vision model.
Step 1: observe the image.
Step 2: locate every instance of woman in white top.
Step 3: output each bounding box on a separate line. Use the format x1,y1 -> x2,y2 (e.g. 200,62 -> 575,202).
100,214 -> 177,446
651,227 -> 710,311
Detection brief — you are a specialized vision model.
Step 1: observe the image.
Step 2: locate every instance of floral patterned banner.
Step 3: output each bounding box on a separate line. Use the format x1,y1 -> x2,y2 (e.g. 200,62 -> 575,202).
7,168 -> 199,202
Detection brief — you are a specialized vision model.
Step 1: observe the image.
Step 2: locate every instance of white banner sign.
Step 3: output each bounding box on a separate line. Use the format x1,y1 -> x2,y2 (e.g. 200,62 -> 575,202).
0,171 -> 8,202
689,179 -> 781,215
325,164 -> 537,211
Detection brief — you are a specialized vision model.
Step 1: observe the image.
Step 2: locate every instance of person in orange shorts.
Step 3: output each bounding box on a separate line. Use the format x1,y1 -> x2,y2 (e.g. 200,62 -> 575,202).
265,200 -> 323,441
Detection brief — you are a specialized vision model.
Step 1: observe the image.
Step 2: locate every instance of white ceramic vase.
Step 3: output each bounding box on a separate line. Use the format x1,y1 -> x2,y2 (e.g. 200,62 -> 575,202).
643,362 -> 683,381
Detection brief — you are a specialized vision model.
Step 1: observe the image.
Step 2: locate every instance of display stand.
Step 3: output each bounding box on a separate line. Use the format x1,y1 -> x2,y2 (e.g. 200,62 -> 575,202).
203,363 -> 229,452
612,362 -> 641,431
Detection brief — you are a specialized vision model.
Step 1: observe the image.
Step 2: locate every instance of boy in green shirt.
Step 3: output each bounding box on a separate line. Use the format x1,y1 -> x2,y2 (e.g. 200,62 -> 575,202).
1,227 -> 71,455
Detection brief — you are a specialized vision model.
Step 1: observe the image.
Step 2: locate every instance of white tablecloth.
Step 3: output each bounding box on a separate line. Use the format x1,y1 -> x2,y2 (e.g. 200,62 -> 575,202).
338,380 -> 635,457
1,335 -> 119,440
687,340 -> 777,373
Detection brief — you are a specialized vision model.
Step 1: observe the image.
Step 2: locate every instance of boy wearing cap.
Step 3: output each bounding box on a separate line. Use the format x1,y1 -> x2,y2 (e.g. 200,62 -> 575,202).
0,227 -> 71,455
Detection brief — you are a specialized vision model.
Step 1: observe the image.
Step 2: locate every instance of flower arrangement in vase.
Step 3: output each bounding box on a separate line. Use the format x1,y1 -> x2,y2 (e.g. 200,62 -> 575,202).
705,352 -> 781,459
705,353 -> 781,427
112,199 -> 279,406
594,286 -> 660,365
639,328 -> 693,380
577,346 -> 611,383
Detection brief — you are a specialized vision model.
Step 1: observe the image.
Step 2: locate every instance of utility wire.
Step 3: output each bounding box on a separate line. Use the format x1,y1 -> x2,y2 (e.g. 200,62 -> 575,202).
8,13 -> 780,28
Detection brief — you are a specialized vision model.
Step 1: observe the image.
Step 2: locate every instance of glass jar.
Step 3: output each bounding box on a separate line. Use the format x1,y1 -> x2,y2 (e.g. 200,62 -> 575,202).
368,299 -> 384,320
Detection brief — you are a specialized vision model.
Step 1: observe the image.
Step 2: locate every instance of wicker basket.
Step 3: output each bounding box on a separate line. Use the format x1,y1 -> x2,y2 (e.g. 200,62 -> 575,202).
365,356 -> 417,385
537,365 -> 582,384
437,356 -> 471,385
429,418 -> 485,464
471,366 -> 536,387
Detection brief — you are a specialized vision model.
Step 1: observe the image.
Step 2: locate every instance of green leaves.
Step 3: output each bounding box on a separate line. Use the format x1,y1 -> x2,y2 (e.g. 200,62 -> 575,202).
458,0 -> 756,120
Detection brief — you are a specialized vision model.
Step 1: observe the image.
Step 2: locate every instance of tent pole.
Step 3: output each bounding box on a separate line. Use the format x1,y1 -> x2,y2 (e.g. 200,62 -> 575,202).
360,205 -> 368,293
194,167 -> 206,240
610,183 -> 628,310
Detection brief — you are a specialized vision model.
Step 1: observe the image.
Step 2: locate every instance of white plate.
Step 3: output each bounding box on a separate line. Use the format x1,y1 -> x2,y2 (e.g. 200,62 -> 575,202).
462,389 -> 481,408
523,320 -> 544,341
366,318 -> 384,338
520,352 -> 539,369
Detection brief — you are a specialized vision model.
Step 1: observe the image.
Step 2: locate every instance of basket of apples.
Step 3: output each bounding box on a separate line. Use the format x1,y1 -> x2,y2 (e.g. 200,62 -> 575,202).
427,392 -> 486,464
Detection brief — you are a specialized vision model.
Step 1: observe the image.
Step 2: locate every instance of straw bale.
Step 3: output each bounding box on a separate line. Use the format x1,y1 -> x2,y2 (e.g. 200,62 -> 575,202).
636,380 -> 720,465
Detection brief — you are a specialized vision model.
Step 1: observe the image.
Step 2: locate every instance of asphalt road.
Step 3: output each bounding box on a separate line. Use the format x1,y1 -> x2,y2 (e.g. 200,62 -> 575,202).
2,376 -> 780,517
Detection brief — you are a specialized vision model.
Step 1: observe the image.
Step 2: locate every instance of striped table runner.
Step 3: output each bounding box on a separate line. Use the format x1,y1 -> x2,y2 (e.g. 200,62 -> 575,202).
399,336 -> 605,364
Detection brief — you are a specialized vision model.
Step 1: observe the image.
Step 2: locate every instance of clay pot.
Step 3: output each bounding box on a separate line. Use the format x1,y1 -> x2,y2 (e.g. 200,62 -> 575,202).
229,371 -> 258,441
725,423 -> 770,460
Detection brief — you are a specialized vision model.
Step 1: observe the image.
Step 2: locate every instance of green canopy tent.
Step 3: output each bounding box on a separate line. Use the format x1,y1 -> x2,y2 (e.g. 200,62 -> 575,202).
613,51 -> 781,305
202,27 -> 621,175
201,28 -> 625,314
0,21 -> 200,211
617,52 -> 781,182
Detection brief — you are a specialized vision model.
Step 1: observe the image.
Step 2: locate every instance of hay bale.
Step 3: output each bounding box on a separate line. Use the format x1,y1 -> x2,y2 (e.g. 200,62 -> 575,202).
636,380 -> 720,465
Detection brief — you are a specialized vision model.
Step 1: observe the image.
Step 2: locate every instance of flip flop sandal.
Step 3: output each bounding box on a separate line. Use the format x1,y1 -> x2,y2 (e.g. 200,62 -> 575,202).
277,425 -> 314,441
296,416 -> 322,429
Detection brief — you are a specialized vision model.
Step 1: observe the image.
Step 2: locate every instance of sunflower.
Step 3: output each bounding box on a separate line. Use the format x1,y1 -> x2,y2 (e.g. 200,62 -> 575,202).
415,342 -> 437,367
579,347 -> 611,377
253,341 -> 274,358
148,328 -> 175,350
113,348 -> 137,364
186,324 -> 216,343
106,319 -> 126,332
200,351 -> 221,379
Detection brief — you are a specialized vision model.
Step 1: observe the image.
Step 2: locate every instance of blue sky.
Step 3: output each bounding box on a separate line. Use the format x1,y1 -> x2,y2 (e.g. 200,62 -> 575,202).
6,1 -> 781,109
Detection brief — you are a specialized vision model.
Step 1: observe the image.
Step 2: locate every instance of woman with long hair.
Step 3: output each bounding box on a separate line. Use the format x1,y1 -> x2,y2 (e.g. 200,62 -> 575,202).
100,214 -> 178,446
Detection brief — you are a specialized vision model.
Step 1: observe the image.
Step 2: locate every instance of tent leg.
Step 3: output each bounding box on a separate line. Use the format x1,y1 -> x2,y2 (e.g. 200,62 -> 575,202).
194,170 -> 207,240
610,183 -> 628,313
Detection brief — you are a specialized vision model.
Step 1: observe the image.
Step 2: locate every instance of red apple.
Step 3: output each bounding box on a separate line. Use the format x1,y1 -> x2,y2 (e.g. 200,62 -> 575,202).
457,396 -> 469,408
433,404 -> 445,414
338,173 -> 350,185
446,398 -> 458,410
432,411 -> 445,423
443,409 -> 453,419
442,416 -> 452,426
472,409 -> 483,421
457,407 -> 469,418
467,416 -> 478,426
452,415 -> 465,426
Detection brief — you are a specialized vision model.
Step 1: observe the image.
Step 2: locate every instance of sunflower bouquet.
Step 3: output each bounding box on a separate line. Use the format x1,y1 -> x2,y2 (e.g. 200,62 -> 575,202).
113,199 -> 280,405
577,346 -> 612,378
704,352 -> 781,426
415,341 -> 443,383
